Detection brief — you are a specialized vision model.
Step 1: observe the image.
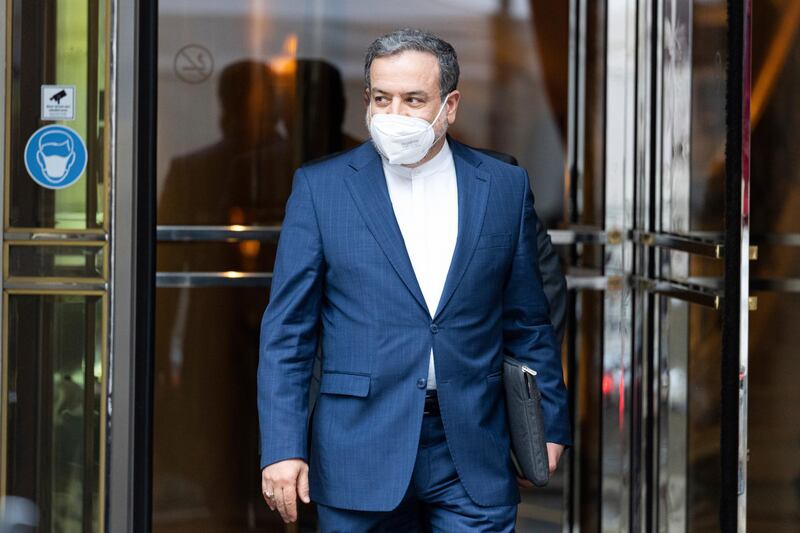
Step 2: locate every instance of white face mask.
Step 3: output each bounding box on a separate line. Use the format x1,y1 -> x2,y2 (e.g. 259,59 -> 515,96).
36,145 -> 76,181
368,97 -> 449,165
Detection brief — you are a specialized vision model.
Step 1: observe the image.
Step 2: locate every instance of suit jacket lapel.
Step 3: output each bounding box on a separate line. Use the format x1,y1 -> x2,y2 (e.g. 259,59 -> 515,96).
343,144 -> 429,315
432,141 -> 490,321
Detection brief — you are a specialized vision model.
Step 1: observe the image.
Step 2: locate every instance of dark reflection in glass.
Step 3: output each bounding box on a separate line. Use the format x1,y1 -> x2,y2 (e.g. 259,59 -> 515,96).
153,288 -> 268,531
7,244 -> 105,280
7,1 -> 106,230
678,2 -> 727,529
687,303 -> 723,531
566,0 -> 605,529
156,242 -> 278,274
155,57 -> 299,533
747,1 -> 800,530
159,60 -> 292,227
155,51 -> 347,533
577,0 -> 606,233
747,292 -> 800,530
689,2 -> 728,234
687,254 -> 724,287
572,290 -> 603,532
5,294 -> 103,533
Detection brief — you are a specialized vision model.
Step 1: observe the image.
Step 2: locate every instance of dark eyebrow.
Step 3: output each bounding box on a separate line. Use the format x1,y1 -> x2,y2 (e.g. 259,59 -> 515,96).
370,88 -> 431,99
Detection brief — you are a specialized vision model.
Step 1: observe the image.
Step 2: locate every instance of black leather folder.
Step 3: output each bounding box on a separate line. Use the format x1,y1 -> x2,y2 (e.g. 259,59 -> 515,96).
502,355 -> 550,487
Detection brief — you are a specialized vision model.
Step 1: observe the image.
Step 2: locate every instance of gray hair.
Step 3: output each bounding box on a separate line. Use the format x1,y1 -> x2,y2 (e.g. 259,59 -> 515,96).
364,29 -> 459,99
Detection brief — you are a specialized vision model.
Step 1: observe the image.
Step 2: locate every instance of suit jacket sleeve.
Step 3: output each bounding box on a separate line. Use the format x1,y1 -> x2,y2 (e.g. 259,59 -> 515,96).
502,169 -> 572,446
535,217 -> 567,345
258,168 -> 324,469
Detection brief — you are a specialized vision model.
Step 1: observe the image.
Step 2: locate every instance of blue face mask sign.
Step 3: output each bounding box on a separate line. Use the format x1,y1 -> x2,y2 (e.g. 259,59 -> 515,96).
23,125 -> 87,190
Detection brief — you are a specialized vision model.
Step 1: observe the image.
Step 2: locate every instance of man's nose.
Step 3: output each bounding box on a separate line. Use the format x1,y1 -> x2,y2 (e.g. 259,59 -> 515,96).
389,98 -> 405,115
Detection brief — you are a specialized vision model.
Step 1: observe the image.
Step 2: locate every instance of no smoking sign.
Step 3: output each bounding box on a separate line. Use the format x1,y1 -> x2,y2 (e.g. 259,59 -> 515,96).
174,44 -> 214,84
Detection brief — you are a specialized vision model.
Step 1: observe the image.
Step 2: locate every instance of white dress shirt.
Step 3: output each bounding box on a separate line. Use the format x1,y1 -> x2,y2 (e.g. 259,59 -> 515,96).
382,140 -> 458,390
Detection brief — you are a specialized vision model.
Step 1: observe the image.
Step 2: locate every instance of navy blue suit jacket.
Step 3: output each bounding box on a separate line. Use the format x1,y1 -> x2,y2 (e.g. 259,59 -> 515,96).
258,138 -> 571,511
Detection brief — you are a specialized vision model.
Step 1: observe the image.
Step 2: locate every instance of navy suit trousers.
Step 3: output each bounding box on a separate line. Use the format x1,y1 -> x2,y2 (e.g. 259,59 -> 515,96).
315,411 -> 517,532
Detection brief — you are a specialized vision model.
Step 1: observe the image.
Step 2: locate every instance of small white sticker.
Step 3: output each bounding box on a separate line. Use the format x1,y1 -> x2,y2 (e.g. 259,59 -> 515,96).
41,85 -> 76,120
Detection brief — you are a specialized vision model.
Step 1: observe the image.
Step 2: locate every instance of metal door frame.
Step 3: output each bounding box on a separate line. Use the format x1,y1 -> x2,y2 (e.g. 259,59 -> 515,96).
722,1 -> 752,530
107,0 -> 157,531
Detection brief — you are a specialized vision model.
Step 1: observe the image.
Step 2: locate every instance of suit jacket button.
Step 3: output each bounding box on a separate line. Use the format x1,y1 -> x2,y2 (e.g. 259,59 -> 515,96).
430,324 -> 439,334
417,378 -> 427,389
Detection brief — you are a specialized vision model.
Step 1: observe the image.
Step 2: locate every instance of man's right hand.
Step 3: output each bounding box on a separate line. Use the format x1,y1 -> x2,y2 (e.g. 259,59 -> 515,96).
261,459 -> 310,523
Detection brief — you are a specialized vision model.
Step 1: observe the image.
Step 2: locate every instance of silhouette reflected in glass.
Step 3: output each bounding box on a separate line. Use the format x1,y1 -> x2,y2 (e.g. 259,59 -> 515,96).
155,58 -> 355,531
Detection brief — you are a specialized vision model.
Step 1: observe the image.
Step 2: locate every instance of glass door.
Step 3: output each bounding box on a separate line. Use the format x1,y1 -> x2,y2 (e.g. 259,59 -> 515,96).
564,0 -> 752,530
1,1 -> 111,532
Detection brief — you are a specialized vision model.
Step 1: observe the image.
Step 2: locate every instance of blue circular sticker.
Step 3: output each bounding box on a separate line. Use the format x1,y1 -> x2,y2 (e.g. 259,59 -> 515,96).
23,125 -> 87,190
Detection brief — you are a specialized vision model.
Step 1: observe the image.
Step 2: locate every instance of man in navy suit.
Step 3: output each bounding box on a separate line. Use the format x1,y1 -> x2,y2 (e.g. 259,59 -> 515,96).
258,29 -> 571,531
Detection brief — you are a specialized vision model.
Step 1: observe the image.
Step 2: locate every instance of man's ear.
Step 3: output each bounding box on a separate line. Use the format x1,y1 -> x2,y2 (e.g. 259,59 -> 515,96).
446,90 -> 461,124
363,89 -> 371,107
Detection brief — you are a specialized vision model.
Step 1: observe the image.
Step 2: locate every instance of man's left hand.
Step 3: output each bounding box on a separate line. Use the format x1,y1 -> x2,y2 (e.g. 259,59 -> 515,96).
546,442 -> 564,474
516,442 -> 566,489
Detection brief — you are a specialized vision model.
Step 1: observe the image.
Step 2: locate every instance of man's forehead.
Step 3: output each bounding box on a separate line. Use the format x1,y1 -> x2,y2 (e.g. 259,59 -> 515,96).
369,50 -> 439,92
